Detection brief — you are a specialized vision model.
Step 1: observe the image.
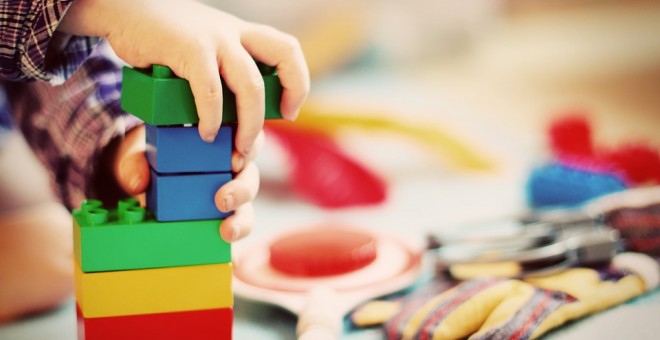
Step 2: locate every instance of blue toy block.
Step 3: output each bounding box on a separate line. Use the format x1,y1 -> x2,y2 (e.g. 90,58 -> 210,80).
146,124 -> 233,174
147,168 -> 233,222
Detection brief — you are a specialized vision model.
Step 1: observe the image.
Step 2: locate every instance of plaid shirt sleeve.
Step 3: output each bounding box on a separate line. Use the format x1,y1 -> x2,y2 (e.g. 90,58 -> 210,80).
8,42 -> 143,209
1,0 -> 142,209
0,0 -> 99,83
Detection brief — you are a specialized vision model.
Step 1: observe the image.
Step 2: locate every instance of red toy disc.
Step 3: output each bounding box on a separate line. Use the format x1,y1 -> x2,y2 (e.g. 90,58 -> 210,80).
268,225 -> 378,277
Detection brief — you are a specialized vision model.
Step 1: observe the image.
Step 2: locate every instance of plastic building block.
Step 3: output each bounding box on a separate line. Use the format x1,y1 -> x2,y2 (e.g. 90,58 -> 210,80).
121,63 -> 283,126
72,199 -> 230,273
146,124 -> 233,174
147,168 -> 232,222
75,258 -> 233,318
76,305 -> 232,340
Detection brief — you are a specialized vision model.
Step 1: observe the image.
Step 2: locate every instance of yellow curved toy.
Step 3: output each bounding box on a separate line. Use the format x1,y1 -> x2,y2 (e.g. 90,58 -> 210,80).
273,100 -> 495,172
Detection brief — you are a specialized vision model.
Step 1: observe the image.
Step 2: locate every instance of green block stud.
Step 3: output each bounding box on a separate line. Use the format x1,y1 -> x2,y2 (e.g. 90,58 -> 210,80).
73,199 -> 231,273
120,63 -> 283,125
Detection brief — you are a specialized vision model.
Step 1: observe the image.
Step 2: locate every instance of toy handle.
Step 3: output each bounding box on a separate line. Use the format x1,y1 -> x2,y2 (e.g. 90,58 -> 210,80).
297,286 -> 342,340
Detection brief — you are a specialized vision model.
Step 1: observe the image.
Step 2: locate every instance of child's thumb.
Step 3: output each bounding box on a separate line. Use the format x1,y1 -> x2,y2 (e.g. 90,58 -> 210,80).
116,151 -> 150,195
113,126 -> 150,195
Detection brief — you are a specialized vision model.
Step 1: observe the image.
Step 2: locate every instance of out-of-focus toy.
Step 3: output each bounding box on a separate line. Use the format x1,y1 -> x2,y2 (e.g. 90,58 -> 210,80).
527,113 -> 660,209
232,224 -> 424,340
265,123 -> 387,208
268,226 -> 378,277
264,99 -> 495,209
429,186 -> 660,279
431,218 -> 620,280
74,63 -> 284,339
527,162 -> 628,208
283,100 -> 494,171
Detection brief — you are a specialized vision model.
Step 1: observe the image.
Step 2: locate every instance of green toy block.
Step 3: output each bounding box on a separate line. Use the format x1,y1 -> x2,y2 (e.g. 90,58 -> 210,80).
73,198 -> 230,273
121,63 -> 283,125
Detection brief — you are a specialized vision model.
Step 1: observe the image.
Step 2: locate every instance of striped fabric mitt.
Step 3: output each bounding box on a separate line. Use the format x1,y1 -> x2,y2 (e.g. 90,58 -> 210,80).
352,253 -> 659,340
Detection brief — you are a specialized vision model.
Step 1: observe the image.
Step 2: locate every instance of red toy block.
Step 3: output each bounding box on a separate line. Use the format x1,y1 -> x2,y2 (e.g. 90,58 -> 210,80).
76,305 -> 232,340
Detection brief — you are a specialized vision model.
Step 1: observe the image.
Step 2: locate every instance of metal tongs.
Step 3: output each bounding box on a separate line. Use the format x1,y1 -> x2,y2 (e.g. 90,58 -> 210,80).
429,215 -> 621,278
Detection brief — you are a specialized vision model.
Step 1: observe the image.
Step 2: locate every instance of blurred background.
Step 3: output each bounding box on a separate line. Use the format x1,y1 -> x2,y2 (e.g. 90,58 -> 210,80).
201,0 -> 660,225
206,1 -> 660,338
205,0 -> 660,143
215,0 -> 659,135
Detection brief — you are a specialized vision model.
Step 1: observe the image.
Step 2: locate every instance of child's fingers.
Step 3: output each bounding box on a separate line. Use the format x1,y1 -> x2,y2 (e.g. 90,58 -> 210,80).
232,130 -> 264,173
219,203 -> 255,243
218,45 -> 265,156
214,161 -> 260,214
175,49 -> 224,143
241,25 -> 310,121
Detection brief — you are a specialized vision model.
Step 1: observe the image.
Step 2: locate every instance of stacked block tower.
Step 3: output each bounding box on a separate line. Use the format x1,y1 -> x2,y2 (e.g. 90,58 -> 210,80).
73,63 -> 283,339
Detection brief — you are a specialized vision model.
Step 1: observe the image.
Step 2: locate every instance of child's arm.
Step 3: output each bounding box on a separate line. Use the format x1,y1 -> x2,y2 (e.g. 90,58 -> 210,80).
58,0 -> 310,154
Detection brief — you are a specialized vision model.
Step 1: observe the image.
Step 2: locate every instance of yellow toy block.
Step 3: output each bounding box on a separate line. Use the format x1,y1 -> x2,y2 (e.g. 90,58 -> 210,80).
75,259 -> 233,318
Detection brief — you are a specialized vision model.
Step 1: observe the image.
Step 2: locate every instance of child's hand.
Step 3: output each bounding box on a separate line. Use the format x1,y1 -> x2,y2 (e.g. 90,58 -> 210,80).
60,0 -> 309,155
113,125 -> 262,243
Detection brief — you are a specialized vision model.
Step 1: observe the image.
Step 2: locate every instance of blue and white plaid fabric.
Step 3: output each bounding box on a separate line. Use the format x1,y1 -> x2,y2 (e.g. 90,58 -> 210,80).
0,0 -> 141,209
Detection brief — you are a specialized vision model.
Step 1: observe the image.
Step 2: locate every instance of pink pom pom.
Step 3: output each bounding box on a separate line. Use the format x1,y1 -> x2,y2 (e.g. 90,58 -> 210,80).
599,144 -> 660,185
548,113 -> 595,159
